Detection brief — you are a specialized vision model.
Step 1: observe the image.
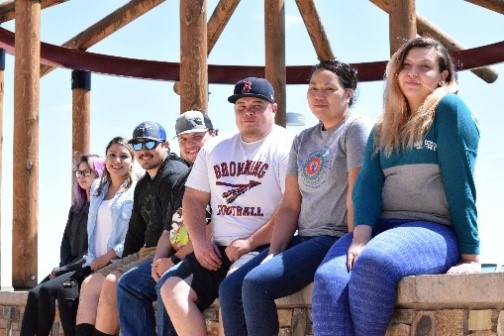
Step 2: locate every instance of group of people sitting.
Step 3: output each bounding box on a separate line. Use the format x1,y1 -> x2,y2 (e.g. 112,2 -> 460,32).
21,37 -> 481,336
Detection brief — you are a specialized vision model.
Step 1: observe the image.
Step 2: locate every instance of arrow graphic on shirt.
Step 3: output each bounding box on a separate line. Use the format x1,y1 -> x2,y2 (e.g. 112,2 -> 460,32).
216,180 -> 262,204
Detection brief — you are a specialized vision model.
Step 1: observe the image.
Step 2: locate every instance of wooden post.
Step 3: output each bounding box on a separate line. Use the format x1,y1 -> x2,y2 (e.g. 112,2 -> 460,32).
388,0 -> 416,55
72,70 -> 91,171
180,0 -> 208,113
0,49 -> 5,288
13,0 -> 41,289
174,0 -> 240,98
265,0 -> 286,127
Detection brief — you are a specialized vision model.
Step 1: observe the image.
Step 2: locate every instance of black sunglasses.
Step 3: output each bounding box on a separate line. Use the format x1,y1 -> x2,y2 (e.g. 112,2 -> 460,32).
75,169 -> 92,178
131,140 -> 161,151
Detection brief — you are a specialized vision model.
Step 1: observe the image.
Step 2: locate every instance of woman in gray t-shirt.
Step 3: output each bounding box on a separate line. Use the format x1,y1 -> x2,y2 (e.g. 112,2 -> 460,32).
219,60 -> 372,336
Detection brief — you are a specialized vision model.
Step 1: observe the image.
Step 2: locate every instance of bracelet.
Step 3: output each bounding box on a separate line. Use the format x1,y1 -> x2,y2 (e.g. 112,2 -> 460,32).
170,254 -> 181,265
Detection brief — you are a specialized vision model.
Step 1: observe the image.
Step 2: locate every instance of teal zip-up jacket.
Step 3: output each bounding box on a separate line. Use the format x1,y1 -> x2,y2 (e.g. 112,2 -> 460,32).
353,93 -> 480,254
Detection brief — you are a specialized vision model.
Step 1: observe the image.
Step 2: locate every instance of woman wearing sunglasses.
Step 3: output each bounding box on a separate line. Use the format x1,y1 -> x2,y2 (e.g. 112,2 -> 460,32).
20,154 -> 105,336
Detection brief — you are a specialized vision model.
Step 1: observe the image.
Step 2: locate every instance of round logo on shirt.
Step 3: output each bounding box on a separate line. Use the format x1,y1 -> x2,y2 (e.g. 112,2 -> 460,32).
305,157 -> 322,176
301,149 -> 331,188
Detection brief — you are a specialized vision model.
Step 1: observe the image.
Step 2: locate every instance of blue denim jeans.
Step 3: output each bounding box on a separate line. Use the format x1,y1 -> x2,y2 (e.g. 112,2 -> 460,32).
219,235 -> 338,336
117,259 -> 176,336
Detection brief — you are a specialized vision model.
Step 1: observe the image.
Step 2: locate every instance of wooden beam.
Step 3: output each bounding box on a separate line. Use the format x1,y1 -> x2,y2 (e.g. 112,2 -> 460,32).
265,0 -> 286,127
207,0 -> 240,54
180,0 -> 208,113
464,0 -> 504,15
13,0 -> 41,289
0,0 -> 68,23
71,70 -> 91,163
0,49 -> 5,289
295,0 -> 334,61
40,0 -> 165,77
388,0 -> 416,55
370,0 -> 499,82
173,0 -> 239,95
416,13 -> 498,83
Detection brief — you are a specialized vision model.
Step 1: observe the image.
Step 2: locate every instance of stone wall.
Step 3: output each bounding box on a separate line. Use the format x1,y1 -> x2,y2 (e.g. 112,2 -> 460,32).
1,273 -> 504,336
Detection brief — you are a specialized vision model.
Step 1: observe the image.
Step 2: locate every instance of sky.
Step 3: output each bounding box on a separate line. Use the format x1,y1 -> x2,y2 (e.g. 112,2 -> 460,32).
0,0 -> 503,286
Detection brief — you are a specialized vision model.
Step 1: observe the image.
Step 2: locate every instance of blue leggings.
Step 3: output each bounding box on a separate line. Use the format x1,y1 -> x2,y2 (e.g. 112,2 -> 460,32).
312,220 -> 460,336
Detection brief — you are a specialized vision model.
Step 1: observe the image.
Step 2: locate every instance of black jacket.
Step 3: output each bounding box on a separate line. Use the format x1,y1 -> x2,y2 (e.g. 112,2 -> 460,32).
59,202 -> 89,267
123,153 -> 189,257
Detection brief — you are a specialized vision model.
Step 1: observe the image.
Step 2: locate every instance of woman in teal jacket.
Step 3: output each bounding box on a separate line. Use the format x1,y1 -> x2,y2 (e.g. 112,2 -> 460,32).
313,37 -> 481,336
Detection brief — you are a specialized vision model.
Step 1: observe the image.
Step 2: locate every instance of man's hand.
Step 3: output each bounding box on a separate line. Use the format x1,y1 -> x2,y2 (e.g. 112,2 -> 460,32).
194,239 -> 222,271
225,239 -> 252,262
151,257 -> 174,281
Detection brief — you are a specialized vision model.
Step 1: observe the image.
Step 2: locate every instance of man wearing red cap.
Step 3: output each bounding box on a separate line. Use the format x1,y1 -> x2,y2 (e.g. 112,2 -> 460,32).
159,77 -> 293,336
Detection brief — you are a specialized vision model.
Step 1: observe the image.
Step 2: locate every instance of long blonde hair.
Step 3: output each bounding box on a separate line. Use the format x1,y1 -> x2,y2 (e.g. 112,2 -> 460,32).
375,37 -> 458,156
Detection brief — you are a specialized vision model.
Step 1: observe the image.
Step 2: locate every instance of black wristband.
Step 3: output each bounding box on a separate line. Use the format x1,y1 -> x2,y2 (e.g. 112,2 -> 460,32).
170,254 -> 181,265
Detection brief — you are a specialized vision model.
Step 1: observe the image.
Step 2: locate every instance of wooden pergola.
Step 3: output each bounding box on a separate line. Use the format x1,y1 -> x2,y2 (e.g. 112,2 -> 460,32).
0,0 -> 503,288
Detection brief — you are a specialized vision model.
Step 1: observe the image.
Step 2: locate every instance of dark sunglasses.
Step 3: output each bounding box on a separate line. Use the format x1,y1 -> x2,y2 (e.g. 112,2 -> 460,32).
131,140 -> 161,151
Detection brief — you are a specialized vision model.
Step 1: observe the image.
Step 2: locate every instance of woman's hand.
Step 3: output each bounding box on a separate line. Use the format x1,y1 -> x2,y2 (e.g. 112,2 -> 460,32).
49,268 -> 58,279
90,250 -> 116,271
90,255 -> 109,271
346,225 -> 372,271
447,254 -> 481,274
346,241 -> 366,271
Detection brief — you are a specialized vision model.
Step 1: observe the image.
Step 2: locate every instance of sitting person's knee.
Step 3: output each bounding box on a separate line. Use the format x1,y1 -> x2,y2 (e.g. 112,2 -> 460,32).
103,273 -> 120,288
160,277 -> 184,303
81,273 -> 105,294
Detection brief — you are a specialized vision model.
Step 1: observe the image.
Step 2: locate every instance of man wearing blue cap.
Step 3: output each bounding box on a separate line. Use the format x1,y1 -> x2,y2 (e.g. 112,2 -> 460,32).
159,77 -> 294,336
116,111 -> 217,336
75,121 -> 189,336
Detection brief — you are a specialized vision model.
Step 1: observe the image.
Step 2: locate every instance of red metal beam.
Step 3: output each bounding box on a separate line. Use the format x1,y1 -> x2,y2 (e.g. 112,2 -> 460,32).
0,27 -> 502,84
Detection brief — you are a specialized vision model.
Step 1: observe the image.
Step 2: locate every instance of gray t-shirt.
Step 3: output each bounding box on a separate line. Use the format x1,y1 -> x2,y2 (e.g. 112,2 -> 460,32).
287,114 -> 372,237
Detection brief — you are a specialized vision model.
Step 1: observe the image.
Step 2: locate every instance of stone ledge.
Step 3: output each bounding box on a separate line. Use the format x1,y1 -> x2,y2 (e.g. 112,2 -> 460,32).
397,273 -> 504,310
4,273 -> 504,309
0,291 -> 27,306
2,273 -> 504,336
210,273 -> 504,309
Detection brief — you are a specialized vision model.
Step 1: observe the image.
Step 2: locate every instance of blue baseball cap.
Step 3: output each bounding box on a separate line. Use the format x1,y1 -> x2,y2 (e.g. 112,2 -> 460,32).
228,77 -> 275,104
129,121 -> 167,143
